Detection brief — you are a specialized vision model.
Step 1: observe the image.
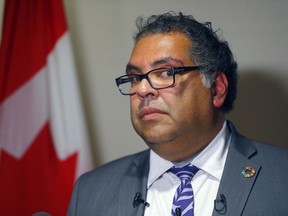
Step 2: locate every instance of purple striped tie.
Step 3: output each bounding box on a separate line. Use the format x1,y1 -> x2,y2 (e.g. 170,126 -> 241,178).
169,165 -> 199,216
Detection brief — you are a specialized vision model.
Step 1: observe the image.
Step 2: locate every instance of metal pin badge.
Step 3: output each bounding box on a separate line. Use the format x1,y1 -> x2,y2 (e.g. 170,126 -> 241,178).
242,166 -> 256,178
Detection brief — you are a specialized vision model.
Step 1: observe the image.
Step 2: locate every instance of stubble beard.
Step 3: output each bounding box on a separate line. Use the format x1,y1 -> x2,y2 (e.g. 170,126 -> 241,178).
132,120 -> 179,147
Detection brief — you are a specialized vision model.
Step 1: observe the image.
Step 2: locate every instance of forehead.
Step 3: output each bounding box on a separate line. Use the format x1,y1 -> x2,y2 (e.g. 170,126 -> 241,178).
129,32 -> 193,68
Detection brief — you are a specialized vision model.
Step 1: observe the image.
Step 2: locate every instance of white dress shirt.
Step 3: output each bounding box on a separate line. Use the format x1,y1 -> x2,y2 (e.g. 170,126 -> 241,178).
144,121 -> 231,216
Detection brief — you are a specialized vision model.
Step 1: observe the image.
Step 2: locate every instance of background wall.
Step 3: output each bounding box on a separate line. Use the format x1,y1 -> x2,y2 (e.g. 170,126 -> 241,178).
1,0 -> 288,166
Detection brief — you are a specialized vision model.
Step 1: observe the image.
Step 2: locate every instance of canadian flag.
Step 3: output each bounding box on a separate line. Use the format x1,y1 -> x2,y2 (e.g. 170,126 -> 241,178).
0,0 -> 93,215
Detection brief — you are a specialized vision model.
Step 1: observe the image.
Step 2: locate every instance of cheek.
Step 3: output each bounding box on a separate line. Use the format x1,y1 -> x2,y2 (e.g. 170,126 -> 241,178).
174,81 -> 213,118
130,97 -> 138,119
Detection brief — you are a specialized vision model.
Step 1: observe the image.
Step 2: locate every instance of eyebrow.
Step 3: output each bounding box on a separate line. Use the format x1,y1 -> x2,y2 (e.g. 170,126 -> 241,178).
125,57 -> 185,74
152,57 -> 184,68
125,64 -> 141,74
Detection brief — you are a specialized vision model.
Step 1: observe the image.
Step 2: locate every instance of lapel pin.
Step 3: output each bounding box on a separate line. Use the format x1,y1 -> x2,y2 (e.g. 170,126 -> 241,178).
242,166 -> 256,178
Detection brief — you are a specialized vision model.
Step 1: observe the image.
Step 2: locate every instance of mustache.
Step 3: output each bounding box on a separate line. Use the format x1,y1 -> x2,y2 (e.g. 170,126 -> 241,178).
137,98 -> 168,117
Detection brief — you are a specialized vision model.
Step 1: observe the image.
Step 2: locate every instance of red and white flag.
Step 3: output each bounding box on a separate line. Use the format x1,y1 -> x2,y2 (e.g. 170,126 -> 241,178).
0,0 -> 93,215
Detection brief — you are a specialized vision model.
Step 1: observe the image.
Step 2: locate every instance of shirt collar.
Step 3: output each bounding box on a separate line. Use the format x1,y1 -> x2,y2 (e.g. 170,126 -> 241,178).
147,121 -> 230,188
191,120 -> 230,180
147,150 -> 174,188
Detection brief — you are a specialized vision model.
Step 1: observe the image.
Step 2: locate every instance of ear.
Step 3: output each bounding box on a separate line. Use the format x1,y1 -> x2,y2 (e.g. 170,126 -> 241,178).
212,72 -> 228,108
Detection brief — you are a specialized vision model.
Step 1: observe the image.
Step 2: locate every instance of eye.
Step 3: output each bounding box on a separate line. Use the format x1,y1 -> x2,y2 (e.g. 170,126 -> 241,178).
128,74 -> 141,84
166,69 -> 174,77
156,68 -> 174,78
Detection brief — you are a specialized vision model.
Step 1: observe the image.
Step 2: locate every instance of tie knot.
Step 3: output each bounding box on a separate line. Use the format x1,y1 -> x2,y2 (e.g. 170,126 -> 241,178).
169,165 -> 199,181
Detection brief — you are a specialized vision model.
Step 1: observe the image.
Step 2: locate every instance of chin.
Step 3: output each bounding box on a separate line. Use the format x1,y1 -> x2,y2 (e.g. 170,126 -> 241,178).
133,121 -> 176,143
142,133 -> 175,146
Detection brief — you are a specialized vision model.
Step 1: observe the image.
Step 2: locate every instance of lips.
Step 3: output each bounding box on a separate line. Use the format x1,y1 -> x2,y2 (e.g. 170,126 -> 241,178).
138,107 -> 167,119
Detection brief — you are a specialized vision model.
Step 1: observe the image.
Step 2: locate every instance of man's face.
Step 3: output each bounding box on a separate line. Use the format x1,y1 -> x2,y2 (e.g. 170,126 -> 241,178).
127,32 -> 221,161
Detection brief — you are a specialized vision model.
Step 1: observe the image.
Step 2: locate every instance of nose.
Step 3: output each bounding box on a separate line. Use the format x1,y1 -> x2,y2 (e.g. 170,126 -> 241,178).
136,78 -> 159,98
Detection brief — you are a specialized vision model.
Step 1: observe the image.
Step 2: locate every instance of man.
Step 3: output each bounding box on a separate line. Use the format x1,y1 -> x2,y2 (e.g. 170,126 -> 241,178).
68,12 -> 288,216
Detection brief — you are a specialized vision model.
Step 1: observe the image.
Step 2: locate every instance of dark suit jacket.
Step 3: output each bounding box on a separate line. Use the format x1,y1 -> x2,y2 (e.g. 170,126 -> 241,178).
68,122 -> 288,216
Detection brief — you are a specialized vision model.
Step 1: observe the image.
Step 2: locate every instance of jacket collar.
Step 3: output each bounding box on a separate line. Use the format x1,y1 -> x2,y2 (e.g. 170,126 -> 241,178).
118,150 -> 150,216
212,121 -> 261,216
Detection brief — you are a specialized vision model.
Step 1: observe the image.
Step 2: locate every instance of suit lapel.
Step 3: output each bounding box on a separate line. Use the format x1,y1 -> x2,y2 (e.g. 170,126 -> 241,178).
118,150 -> 150,216
213,124 -> 261,216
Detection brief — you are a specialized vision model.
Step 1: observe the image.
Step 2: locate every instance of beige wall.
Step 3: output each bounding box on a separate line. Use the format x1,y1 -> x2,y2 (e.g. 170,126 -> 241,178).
1,0 -> 288,166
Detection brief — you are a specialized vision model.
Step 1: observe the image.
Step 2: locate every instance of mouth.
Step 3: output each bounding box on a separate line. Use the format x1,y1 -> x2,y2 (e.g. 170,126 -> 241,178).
138,107 -> 167,119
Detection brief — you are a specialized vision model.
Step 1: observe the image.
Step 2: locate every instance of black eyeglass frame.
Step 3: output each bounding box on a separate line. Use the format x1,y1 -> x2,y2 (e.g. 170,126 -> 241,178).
115,65 -> 204,95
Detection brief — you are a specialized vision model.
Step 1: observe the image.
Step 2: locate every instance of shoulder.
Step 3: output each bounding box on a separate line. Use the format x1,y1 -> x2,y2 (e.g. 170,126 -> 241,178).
223,122 -> 288,214
251,139 -> 288,154
68,150 -> 150,215
229,121 -> 288,166
250,140 -> 288,164
78,149 -> 150,184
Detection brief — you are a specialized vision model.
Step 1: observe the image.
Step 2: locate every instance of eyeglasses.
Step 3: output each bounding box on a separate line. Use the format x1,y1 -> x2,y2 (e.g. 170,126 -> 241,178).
115,66 -> 204,95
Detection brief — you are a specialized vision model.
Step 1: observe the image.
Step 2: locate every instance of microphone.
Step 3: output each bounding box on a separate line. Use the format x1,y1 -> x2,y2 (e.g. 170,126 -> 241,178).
133,192 -> 150,208
175,207 -> 182,216
214,193 -> 227,215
